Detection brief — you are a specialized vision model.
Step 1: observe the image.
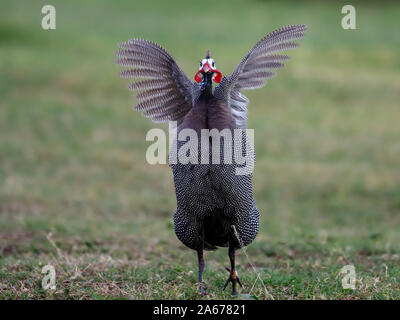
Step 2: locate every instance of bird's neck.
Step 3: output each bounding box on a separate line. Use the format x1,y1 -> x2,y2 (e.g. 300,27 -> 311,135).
200,73 -> 213,98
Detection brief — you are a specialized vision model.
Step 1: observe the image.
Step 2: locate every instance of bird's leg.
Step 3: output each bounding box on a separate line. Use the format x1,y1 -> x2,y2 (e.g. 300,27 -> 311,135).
197,247 -> 206,295
223,245 -> 243,295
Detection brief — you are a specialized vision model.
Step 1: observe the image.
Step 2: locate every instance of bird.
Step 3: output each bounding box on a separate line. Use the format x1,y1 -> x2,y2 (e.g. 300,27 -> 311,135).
116,25 -> 307,295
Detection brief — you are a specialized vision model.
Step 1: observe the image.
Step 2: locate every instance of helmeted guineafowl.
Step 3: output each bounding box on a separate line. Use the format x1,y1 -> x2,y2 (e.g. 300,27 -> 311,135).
116,25 -> 307,295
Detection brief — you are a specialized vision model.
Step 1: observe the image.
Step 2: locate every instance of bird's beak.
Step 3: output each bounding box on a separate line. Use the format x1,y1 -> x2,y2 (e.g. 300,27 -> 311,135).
194,62 -> 222,84
202,62 -> 212,73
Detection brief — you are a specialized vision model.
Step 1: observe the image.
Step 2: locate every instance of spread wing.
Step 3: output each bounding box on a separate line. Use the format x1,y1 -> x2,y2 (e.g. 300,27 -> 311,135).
214,25 -> 307,128
116,39 -> 199,124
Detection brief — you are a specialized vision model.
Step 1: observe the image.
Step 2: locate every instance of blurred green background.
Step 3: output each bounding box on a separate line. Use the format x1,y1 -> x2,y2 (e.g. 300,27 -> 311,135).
1,0 -> 400,299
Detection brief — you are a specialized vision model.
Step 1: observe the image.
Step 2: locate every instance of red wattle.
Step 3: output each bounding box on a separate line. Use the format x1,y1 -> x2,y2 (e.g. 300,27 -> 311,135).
213,69 -> 222,83
194,70 -> 202,83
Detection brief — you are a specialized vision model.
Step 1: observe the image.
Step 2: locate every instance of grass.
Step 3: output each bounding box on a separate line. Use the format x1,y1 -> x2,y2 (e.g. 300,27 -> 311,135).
1,0 -> 400,299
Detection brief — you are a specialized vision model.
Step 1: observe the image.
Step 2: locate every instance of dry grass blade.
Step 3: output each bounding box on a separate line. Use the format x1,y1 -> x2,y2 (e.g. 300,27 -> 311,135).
232,226 -> 274,300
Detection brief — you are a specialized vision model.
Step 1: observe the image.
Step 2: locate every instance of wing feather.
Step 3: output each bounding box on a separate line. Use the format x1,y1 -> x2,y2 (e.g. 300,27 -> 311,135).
127,79 -> 169,91
116,39 -> 198,124
135,85 -> 176,100
120,69 -> 161,79
214,25 -> 307,128
134,94 -> 183,111
115,58 -> 170,72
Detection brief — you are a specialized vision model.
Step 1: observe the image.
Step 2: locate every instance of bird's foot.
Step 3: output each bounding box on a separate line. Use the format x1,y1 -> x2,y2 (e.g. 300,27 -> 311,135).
222,267 -> 243,295
197,282 -> 206,296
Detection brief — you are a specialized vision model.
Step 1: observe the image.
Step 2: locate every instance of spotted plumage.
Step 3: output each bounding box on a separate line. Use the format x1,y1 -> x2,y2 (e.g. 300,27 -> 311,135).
116,25 -> 307,295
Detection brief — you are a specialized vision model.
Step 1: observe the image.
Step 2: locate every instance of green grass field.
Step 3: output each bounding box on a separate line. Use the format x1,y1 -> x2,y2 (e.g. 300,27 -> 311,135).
1,0 -> 400,299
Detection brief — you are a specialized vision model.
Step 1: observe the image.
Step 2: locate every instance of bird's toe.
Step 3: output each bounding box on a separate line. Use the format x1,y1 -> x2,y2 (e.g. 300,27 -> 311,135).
222,268 -> 243,295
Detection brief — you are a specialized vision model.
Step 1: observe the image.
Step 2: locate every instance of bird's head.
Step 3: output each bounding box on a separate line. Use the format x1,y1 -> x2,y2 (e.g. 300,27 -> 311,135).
194,50 -> 222,84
